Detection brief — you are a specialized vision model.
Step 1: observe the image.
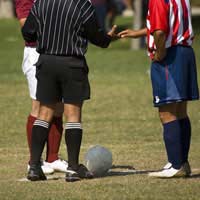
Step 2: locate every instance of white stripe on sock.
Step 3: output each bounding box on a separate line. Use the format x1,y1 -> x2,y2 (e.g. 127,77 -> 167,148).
65,122 -> 82,130
34,120 -> 49,129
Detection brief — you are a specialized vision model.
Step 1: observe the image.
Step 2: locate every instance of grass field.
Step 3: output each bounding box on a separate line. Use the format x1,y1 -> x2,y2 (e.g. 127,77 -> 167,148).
0,16 -> 200,200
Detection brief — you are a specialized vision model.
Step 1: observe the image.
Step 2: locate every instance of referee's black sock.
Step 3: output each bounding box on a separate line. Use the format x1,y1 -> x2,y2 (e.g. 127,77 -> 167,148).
31,119 -> 50,166
65,122 -> 82,169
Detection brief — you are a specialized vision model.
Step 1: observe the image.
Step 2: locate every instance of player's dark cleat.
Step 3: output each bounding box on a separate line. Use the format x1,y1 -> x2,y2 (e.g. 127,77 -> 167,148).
65,164 -> 94,182
65,169 -> 81,182
77,164 -> 94,179
27,164 -> 47,181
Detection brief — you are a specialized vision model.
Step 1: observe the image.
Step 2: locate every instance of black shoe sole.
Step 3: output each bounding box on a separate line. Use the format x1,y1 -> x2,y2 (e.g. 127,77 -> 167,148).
65,177 -> 81,182
27,175 -> 47,181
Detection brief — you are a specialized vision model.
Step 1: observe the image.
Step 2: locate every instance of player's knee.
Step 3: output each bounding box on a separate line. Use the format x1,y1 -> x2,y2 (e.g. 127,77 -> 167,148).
159,111 -> 177,124
31,100 -> 40,117
38,104 -> 55,122
64,109 -> 81,122
64,104 -> 82,122
176,102 -> 188,119
64,112 -> 81,122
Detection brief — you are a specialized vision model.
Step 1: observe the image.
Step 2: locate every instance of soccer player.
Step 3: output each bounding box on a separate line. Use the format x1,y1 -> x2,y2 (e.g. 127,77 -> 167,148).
119,0 -> 199,178
15,0 -> 68,174
21,0 -> 117,181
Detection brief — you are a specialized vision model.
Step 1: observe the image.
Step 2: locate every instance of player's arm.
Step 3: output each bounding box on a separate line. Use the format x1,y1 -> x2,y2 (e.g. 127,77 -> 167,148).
153,30 -> 166,61
118,28 -> 147,38
149,0 -> 169,61
83,14 -> 117,48
19,18 -> 27,27
21,12 -> 38,42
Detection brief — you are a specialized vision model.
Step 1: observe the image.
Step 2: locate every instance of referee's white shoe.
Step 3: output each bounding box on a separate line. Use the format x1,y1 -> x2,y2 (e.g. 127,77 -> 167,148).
148,161 -> 191,178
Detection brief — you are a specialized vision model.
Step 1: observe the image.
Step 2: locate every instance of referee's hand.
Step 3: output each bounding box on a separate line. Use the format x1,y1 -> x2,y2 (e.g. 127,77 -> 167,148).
107,25 -> 119,39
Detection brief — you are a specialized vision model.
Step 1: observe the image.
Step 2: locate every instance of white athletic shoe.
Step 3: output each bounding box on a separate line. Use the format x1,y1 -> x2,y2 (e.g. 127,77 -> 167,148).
163,162 -> 172,170
27,163 -> 54,175
148,166 -> 186,178
44,159 -> 68,173
162,161 -> 191,176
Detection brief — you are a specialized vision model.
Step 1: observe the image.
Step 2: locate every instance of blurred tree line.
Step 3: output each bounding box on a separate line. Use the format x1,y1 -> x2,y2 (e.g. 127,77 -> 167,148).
0,0 -> 200,19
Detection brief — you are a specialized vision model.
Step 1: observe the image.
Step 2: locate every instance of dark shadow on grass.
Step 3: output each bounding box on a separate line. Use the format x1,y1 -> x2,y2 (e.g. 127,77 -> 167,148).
107,169 -> 156,177
187,173 -> 200,179
111,164 -> 135,170
93,164 -> 158,178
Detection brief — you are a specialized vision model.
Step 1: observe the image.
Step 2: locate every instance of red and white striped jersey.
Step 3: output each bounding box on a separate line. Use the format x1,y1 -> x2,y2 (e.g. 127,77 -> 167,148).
146,0 -> 194,59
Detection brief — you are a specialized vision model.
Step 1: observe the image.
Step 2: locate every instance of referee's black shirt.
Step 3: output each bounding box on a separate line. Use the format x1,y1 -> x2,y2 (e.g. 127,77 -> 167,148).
22,0 -> 111,56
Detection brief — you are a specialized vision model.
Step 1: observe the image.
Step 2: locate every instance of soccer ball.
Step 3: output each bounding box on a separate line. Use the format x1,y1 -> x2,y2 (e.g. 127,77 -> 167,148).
84,145 -> 112,177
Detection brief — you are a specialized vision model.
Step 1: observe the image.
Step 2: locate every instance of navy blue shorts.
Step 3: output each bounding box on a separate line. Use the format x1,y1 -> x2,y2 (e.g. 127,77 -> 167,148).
151,45 -> 199,107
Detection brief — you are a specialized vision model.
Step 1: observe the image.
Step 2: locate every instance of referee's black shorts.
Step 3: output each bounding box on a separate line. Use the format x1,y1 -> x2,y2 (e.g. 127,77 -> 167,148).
35,54 -> 90,104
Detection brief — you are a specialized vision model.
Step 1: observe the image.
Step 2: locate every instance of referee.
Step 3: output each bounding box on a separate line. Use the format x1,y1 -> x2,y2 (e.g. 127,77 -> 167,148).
22,0 -> 117,182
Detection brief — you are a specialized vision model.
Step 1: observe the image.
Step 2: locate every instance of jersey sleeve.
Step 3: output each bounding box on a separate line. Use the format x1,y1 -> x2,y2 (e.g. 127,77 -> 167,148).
149,0 -> 170,34
15,0 -> 34,19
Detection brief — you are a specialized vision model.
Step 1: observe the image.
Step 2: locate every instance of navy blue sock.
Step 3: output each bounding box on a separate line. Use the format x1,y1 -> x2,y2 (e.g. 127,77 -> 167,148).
179,117 -> 191,163
163,120 -> 182,169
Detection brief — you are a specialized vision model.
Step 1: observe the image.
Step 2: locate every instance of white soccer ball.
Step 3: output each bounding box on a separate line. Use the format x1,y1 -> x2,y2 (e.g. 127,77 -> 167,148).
85,145 -> 112,177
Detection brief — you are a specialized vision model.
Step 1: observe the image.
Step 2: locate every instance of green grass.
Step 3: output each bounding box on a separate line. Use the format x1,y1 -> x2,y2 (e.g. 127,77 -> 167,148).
0,17 -> 200,200
192,0 -> 200,6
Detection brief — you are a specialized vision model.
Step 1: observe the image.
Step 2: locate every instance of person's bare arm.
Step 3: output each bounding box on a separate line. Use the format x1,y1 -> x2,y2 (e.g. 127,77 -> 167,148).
19,18 -> 27,27
118,28 -> 147,38
153,30 -> 166,61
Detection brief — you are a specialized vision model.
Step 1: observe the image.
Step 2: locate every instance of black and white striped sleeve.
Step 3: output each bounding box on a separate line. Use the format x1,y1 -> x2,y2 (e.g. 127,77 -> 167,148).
81,0 -> 111,48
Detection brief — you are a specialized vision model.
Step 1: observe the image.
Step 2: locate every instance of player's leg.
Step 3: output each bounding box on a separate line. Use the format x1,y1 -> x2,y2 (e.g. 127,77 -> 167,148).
45,102 -> 68,172
159,103 -> 182,169
58,56 -> 92,181
177,47 -> 199,176
27,54 -> 62,181
23,47 -> 54,174
64,103 -> 93,182
149,102 -> 187,178
148,46 -> 199,178
26,99 -> 40,161
28,103 -> 55,181
23,47 -> 40,161
177,101 -> 191,175
156,102 -> 191,176
64,103 -> 82,170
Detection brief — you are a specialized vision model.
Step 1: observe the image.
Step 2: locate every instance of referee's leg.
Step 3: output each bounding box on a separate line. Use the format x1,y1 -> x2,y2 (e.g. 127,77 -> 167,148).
64,103 -> 82,169
27,103 -> 55,181
64,103 -> 93,181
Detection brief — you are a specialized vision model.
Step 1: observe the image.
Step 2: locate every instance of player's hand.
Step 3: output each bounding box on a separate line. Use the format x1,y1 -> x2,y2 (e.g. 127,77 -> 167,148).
118,29 -> 137,38
107,25 -> 119,39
